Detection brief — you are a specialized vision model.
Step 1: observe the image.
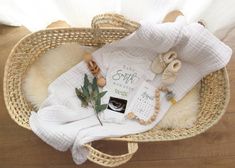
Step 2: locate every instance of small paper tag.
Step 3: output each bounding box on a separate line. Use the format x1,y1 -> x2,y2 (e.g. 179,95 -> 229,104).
126,81 -> 156,120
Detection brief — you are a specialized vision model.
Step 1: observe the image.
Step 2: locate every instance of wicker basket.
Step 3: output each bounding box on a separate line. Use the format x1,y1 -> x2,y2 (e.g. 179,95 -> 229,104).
3,13 -> 230,167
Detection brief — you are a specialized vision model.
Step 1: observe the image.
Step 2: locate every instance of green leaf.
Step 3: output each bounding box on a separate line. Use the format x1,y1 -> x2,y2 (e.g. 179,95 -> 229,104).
81,101 -> 89,107
98,91 -> 107,98
92,77 -> 98,93
81,86 -> 90,99
83,74 -> 91,97
75,75 -> 107,126
75,88 -> 84,99
95,96 -> 101,105
94,91 -> 107,105
84,74 -> 90,88
95,104 -> 108,113
75,88 -> 88,107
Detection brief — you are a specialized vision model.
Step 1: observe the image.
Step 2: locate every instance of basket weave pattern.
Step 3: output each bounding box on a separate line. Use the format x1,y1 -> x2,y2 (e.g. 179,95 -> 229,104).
3,14 -> 230,167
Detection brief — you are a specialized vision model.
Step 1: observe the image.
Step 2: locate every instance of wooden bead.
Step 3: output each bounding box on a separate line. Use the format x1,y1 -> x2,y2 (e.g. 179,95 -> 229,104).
156,97 -> 160,101
147,120 -> 152,124
155,106 -> 160,111
155,91 -> 160,97
139,119 -> 145,125
153,114 -> 157,118
156,102 -> 160,108
151,114 -> 157,121
97,76 -> 106,87
127,112 -> 135,119
160,86 -> 168,92
83,53 -> 93,62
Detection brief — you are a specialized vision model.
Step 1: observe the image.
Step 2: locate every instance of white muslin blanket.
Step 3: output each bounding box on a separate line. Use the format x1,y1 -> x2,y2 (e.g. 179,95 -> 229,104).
29,16 -> 232,164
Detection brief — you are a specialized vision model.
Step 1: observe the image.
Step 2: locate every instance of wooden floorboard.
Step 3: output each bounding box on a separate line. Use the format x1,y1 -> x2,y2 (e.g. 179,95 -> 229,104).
0,25 -> 235,168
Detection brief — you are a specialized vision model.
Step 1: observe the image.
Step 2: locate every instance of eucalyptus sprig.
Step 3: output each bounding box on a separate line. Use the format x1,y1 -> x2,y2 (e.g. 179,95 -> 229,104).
75,74 -> 107,126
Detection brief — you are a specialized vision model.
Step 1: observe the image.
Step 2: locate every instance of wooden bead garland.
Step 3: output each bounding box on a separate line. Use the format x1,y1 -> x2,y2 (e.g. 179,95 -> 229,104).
83,53 -> 106,87
126,86 -> 176,125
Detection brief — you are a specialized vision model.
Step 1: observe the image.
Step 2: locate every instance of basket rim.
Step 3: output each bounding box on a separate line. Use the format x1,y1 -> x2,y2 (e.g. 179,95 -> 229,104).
3,31 -> 33,129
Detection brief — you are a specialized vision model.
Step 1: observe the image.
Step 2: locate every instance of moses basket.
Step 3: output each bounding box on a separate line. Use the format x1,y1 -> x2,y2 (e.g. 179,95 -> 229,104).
3,13 -> 230,167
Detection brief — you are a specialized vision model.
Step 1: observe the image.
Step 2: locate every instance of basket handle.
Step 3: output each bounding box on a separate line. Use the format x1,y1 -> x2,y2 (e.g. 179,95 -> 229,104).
84,142 -> 138,167
91,11 -> 184,31
91,13 -> 140,32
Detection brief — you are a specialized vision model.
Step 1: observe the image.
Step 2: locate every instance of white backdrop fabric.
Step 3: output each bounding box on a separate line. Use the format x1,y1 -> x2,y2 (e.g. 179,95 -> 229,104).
1,0 -> 235,38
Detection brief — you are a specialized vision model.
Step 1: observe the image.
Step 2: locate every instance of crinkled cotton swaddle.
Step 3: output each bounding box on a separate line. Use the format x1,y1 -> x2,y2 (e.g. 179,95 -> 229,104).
29,16 -> 232,164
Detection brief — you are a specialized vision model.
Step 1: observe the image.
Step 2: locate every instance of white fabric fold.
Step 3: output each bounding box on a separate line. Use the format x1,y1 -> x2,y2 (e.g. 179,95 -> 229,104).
29,16 -> 232,165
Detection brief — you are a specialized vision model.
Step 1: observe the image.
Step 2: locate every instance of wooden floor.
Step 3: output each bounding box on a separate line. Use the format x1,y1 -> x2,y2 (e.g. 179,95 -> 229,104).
0,25 -> 235,168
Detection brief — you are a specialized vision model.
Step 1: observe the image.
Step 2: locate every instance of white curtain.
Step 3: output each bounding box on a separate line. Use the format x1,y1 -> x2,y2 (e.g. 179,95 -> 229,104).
1,0 -> 235,38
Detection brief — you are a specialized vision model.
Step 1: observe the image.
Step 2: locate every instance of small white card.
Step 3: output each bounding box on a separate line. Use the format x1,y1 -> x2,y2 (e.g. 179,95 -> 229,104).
126,81 -> 156,120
